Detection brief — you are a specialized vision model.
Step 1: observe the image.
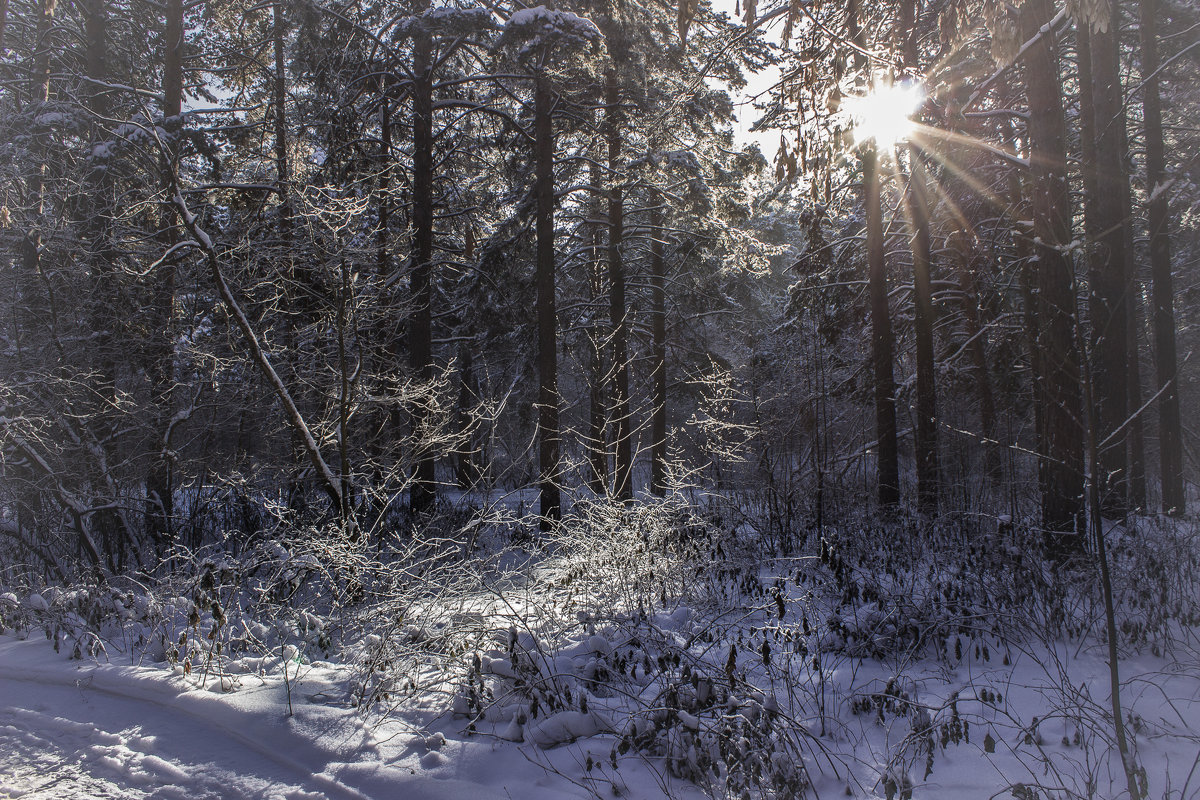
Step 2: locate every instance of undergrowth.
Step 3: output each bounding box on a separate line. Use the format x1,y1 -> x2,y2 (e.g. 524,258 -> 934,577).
0,490 -> 1198,799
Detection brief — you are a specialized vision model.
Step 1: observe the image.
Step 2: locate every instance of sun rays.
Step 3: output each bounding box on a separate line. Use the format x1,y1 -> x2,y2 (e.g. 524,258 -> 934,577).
846,81 -> 925,147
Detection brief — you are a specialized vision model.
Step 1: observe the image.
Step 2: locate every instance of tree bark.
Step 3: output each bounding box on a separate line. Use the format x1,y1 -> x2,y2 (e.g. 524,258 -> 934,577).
958,252 -> 1000,485
535,76 -> 560,527
22,0 -> 55,318
899,0 -> 937,516
907,147 -> 938,516
650,197 -> 667,497
409,10 -> 436,513
146,0 -> 183,543
272,1 -> 290,225
271,0 -> 307,514
1086,10 -> 1130,515
455,346 -> 479,489
15,0 -> 56,558
1140,0 -> 1185,514
586,154 -> 609,494
82,0 -> 133,564
606,68 -> 633,503
850,0 -> 899,510
1022,0 -> 1084,552
999,80 -> 1046,512
84,0 -> 115,400
865,144 -> 900,510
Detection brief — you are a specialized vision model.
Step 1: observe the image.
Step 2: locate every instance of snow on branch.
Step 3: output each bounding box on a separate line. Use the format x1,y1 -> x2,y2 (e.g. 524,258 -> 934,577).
499,6 -> 600,59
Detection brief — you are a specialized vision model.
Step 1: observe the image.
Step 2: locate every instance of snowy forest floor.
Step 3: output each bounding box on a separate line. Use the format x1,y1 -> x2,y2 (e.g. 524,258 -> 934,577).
1,499 -> 1199,800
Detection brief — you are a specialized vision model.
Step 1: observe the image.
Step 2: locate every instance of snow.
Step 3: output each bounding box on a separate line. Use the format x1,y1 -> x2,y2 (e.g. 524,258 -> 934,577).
2,516 -> 1199,800
502,6 -> 600,56
2,617 -> 1198,799
392,6 -> 494,40
1149,178 -> 1176,203
0,637 -> 689,799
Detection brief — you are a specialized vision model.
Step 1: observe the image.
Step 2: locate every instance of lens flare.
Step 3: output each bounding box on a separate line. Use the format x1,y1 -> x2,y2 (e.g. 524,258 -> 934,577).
846,81 -> 924,147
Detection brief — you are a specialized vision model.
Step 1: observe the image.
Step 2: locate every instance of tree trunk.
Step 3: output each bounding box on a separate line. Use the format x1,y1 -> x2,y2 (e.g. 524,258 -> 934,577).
83,0 -> 132,564
606,68 -> 633,503
955,240 -> 1000,486
1086,11 -> 1130,515
865,144 -> 900,510
271,0 -> 306,514
374,76 -> 397,484
455,346 -> 479,489
84,0 -> 115,401
377,84 -> 390,283
898,0 -> 937,515
1123,158 -> 1147,511
146,0 -> 183,543
907,147 -> 938,516
850,0 -> 898,510
535,76 -> 560,527
1140,0 -> 1185,514
650,197 -> 667,497
22,0 -> 54,322
1000,83 -> 1046,513
1021,0 -> 1084,553
272,1 -> 290,224
409,12 -> 436,513
586,154 -> 609,494
16,0 -> 55,559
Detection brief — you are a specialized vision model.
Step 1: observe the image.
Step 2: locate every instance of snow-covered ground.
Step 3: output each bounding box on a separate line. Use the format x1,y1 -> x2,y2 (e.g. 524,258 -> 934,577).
0,634 -> 698,800
2,624 -> 1199,799
2,511 -> 1198,800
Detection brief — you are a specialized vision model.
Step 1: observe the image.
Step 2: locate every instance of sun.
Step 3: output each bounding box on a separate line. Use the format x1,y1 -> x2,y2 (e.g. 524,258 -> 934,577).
846,81 -> 924,148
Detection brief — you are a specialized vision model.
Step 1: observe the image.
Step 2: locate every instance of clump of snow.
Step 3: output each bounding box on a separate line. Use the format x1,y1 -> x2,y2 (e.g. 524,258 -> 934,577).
391,5 -> 494,41
500,6 -> 599,59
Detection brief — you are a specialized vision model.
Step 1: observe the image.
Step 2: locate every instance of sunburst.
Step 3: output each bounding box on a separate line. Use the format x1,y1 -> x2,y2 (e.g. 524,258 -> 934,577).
846,81 -> 925,147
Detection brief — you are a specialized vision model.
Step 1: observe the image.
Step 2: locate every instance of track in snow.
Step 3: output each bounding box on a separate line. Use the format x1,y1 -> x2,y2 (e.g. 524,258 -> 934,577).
0,668 -> 329,800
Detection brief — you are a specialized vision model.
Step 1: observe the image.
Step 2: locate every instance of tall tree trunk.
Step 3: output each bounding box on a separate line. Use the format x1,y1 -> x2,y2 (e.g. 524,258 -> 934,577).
84,0 -> 114,399
1022,0 -> 1084,553
605,67 -> 633,502
534,75 -> 560,527
865,144 -> 900,510
146,0 -> 183,543
271,0 -> 306,514
850,0 -> 899,510
586,154 -> 608,494
900,0 -> 938,516
377,84 -> 390,284
1000,80 -> 1046,508
272,1 -> 290,226
83,0 -> 131,565
1140,0 -> 1185,514
1126,276 -> 1147,509
907,148 -> 938,516
955,238 -> 1000,486
15,0 -> 55,554
1086,10 -> 1130,515
374,75 -> 397,487
22,0 -> 54,324
650,197 -> 667,496
1123,145 -> 1147,511
455,345 -> 478,489
409,12 -> 436,513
